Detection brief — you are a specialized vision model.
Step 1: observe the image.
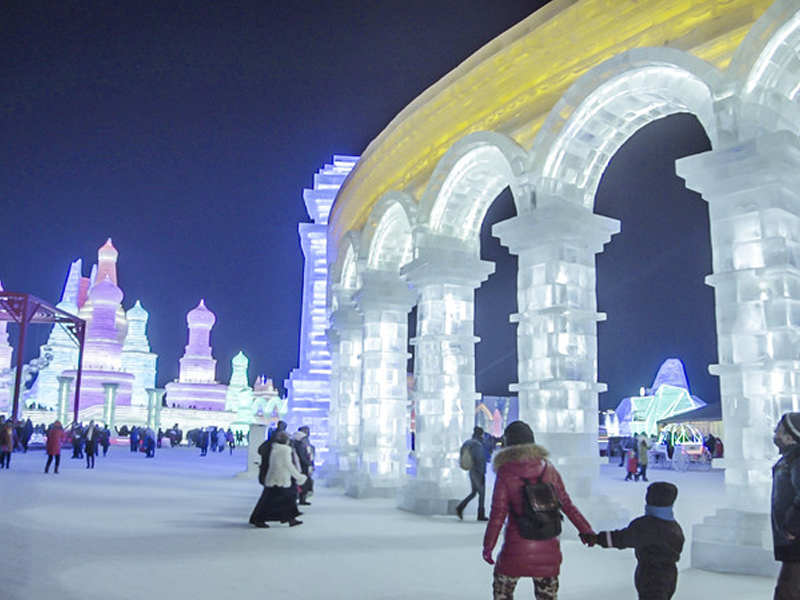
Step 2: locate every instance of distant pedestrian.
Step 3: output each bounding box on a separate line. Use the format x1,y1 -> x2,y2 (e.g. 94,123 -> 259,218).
583,482 -> 684,600
625,449 -> 638,482
456,426 -> 489,521
45,420 -> 63,474
772,412 -> 800,599
84,420 -> 98,468
0,417 -> 14,469
249,431 -> 307,528
637,435 -> 650,482
292,426 -> 314,506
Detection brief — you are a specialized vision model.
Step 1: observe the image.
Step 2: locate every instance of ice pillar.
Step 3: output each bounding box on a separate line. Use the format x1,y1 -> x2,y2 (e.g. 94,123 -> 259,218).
494,202 -> 626,532
677,131 -> 800,576
326,303 -> 363,484
146,388 -> 166,431
102,383 -> 119,431
347,270 -> 415,497
397,246 -> 494,514
57,376 -> 73,425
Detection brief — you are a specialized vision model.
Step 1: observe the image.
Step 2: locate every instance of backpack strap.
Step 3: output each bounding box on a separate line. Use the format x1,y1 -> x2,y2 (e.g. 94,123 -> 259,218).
536,460 -> 548,484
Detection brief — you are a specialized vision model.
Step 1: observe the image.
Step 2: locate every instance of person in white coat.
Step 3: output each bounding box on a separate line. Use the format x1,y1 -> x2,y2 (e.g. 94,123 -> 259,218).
249,431 -> 307,528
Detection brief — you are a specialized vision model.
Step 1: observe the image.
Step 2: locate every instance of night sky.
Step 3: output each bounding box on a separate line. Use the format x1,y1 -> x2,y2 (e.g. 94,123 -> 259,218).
2,1 -> 718,410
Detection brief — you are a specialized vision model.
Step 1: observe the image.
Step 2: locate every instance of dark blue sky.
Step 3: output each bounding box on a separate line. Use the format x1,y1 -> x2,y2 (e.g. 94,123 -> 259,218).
1,1 -> 718,409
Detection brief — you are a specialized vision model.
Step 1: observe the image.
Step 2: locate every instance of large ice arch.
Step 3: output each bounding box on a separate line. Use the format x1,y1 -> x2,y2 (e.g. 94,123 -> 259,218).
416,131 -> 530,250
323,0 -> 800,572
530,47 -> 726,209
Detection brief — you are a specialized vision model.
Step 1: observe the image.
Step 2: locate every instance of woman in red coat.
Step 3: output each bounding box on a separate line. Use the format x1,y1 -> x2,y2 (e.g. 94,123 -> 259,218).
482,421 -> 595,600
45,421 -> 63,474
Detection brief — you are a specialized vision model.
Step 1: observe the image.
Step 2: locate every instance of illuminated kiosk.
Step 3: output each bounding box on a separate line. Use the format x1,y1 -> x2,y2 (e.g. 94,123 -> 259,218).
614,358 -> 707,436
286,156 -> 358,463
324,0 -> 799,574
164,300 -> 227,410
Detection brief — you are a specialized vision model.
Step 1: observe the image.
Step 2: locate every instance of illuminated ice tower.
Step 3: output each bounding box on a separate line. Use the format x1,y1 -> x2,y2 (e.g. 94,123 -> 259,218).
121,301 -> 157,407
165,300 -> 227,410
285,156 -> 358,450
225,351 -> 252,411
63,267 -> 134,411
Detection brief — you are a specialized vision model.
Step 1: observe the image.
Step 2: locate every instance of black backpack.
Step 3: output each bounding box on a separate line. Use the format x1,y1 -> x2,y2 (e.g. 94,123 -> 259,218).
512,462 -> 563,540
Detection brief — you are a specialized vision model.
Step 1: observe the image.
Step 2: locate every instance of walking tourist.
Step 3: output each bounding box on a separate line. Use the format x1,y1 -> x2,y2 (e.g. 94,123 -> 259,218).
249,430 -> 307,528
583,482 -> 684,600
456,426 -> 489,521
772,412 -> 800,599
45,420 -> 63,474
482,420 -> 595,600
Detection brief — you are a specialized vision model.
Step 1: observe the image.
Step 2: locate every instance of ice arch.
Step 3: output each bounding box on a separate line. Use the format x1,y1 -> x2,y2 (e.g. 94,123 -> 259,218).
417,131 -> 531,248
531,48 -> 724,209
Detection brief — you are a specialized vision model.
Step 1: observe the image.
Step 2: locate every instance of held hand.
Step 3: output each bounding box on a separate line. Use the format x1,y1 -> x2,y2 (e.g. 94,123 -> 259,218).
788,532 -> 796,541
482,547 -> 495,565
579,532 -> 597,547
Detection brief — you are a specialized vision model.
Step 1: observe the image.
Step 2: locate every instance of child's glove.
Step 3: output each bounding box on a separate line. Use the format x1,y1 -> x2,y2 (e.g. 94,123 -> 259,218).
482,547 -> 495,565
579,532 -> 597,547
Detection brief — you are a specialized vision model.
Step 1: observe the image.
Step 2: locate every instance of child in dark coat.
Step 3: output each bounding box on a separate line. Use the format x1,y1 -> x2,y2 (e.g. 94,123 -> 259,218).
581,482 -> 684,600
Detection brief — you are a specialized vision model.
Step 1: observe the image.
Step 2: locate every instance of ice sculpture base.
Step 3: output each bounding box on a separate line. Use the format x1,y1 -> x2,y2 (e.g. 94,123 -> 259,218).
396,479 -> 466,516
692,508 -> 779,576
345,472 -> 402,499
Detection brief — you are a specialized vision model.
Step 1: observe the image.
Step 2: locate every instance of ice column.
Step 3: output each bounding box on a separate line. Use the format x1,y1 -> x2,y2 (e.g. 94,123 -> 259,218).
146,388 -> 166,430
494,202 -> 620,500
326,302 -> 363,484
56,376 -> 73,425
677,131 -> 800,576
348,270 -> 415,497
397,245 -> 494,514
102,383 -> 119,430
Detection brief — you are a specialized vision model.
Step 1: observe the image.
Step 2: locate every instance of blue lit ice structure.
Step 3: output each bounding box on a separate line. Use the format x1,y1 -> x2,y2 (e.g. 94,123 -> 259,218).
615,358 -> 706,437
285,156 -> 358,458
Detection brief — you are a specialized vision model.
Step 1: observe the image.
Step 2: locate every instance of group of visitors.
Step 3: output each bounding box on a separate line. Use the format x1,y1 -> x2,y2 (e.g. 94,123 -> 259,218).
186,426 -> 236,456
249,421 -> 316,528
457,420 -> 684,600
622,432 -> 653,482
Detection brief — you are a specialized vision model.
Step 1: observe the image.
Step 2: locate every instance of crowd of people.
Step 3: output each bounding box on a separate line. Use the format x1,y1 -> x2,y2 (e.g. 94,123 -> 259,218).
3,409 -> 798,599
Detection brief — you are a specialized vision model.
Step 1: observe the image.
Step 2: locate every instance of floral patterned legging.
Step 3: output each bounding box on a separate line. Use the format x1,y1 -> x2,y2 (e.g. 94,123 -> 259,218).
493,574 -> 559,600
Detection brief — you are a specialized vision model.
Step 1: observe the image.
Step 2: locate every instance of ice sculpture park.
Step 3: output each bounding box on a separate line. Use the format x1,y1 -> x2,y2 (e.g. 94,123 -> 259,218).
3,0 -> 800,580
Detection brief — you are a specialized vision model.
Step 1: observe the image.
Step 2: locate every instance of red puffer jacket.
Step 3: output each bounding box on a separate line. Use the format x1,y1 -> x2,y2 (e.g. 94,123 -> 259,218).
483,443 -> 594,578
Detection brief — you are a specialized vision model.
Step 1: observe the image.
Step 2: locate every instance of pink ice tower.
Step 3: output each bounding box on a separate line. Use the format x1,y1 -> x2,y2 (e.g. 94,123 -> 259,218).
165,300 -> 227,410
63,241 -> 134,411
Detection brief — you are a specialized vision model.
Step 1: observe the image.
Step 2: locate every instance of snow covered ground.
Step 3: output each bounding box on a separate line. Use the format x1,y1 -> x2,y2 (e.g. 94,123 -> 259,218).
0,444 -> 775,600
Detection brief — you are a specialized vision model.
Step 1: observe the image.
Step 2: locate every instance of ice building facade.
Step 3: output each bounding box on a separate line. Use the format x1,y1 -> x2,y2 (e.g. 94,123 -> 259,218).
321,0 -> 800,576
286,156 -> 358,454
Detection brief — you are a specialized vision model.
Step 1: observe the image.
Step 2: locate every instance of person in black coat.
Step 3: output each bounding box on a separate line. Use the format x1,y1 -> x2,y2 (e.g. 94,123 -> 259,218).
583,482 -> 684,600
772,412 -> 800,599
456,426 -> 489,521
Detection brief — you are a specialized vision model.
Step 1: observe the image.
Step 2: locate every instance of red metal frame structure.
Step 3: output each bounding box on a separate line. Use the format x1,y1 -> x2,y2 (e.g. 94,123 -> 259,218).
0,292 -> 85,423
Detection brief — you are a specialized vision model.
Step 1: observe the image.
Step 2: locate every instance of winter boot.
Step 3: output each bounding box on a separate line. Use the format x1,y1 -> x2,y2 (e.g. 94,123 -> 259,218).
477,507 -> 488,522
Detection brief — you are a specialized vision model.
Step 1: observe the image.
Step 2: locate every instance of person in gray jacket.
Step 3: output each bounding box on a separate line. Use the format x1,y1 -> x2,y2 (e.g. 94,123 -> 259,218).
772,412 -> 800,600
456,426 -> 489,521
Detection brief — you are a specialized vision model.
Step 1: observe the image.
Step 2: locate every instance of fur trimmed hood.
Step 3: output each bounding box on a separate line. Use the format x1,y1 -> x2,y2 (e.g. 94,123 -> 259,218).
492,442 -> 550,471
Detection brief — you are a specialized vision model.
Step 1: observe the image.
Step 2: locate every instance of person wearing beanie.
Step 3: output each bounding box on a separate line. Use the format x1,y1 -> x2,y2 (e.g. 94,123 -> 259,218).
482,420 -> 595,599
456,426 -> 489,521
772,412 -> 800,599
582,481 -> 684,600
